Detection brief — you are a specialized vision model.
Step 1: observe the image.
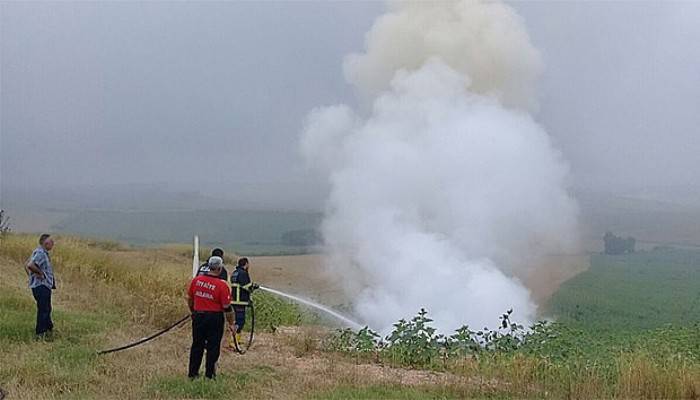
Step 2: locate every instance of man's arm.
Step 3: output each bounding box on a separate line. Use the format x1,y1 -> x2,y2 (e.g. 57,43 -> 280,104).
25,255 -> 45,279
241,269 -> 251,286
187,279 -> 196,314
187,297 -> 195,314
220,284 -> 235,328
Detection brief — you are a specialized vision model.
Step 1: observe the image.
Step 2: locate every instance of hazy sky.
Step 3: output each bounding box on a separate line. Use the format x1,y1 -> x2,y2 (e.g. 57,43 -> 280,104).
2,1 -> 700,208
513,1 -> 700,193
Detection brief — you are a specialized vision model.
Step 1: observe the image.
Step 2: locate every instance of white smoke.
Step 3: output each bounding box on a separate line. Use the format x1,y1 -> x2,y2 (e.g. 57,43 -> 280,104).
301,1 -> 578,332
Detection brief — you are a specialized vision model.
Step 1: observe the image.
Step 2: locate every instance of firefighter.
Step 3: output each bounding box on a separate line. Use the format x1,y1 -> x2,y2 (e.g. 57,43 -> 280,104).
187,256 -> 235,379
196,248 -> 228,281
230,257 -> 258,344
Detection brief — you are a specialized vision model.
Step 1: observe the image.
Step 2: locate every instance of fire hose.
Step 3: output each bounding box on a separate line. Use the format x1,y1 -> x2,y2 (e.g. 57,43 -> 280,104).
97,314 -> 190,355
97,303 -> 256,355
229,302 -> 255,354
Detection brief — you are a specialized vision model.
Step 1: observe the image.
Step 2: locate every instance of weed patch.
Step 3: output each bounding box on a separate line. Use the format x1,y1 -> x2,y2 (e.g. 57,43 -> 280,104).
309,384 -> 470,400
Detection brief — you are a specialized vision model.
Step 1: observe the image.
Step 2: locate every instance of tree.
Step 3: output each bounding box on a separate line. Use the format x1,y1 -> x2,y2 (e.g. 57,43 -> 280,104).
603,231 -> 635,255
280,229 -> 321,247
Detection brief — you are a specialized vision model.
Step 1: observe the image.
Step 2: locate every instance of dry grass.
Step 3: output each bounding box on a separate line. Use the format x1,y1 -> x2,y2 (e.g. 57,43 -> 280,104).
2,233 -> 699,399
615,354 -> 700,399
0,234 -> 479,399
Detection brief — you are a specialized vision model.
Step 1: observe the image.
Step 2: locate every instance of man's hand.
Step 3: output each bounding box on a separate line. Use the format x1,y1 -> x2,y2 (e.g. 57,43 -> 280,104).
26,261 -> 44,280
252,283 -> 260,291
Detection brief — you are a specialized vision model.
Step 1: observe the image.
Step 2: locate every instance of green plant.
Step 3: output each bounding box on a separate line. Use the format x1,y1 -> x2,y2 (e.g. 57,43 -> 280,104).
383,309 -> 441,367
253,291 -> 304,331
326,309 -> 532,368
445,325 -> 479,357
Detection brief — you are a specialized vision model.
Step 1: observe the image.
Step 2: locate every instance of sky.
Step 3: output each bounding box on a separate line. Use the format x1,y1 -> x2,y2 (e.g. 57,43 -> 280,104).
2,1 -> 700,210
512,1 -> 700,194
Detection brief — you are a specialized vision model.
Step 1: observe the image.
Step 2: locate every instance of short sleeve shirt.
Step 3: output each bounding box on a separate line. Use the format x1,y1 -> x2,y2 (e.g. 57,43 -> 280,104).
28,247 -> 54,290
188,275 -> 231,312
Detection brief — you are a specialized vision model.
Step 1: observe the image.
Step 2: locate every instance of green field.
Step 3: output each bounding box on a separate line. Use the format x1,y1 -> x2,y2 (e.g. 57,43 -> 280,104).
547,248 -> 700,330
323,248 -> 700,398
51,209 -> 322,255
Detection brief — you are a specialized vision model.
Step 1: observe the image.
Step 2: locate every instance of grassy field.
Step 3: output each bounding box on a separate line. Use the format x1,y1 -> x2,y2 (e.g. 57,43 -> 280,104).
1,233 -> 699,399
0,234 -> 308,399
547,248 -> 700,330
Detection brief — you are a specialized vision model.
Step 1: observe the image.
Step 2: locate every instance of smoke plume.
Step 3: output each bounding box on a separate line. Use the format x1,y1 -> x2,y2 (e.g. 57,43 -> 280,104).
301,0 -> 578,332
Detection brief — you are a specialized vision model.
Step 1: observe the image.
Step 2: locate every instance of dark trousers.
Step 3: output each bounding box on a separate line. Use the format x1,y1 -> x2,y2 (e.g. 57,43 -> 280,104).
31,285 -> 53,336
188,312 -> 224,378
234,306 -> 246,332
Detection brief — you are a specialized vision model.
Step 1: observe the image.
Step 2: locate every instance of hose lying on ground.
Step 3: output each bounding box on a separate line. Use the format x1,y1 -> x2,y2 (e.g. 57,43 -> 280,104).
97,314 -> 190,355
231,302 -> 255,355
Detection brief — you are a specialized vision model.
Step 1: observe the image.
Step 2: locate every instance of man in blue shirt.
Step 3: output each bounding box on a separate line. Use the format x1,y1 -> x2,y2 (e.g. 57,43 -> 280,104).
25,233 -> 56,338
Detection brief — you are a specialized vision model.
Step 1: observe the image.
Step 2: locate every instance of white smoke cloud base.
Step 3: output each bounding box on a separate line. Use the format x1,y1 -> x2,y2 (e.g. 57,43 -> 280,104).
301,1 -> 578,332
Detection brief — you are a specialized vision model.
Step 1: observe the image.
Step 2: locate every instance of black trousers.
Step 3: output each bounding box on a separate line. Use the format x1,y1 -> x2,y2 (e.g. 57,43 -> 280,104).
234,306 -> 246,332
188,312 -> 224,378
31,285 -> 53,335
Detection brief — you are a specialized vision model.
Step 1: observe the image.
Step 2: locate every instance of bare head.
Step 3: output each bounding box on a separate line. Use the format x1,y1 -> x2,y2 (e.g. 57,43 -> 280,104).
39,234 -> 54,251
237,257 -> 249,271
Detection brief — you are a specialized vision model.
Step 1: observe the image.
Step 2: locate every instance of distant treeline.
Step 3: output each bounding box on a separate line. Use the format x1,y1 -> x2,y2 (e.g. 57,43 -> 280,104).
51,209 -> 323,255
280,229 -> 322,246
603,231 -> 636,255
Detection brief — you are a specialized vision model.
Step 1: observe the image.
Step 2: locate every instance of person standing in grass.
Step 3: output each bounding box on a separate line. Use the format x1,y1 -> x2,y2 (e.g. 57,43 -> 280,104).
187,256 -> 235,379
25,233 -> 56,339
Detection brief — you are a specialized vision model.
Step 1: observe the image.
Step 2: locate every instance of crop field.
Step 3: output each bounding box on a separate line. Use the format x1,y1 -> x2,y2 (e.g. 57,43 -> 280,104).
547,248 -> 700,330
1,234 -> 699,399
50,209 -> 322,255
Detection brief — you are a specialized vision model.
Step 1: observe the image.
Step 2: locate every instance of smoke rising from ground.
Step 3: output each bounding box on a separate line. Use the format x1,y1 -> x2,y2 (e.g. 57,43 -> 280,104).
302,0 -> 578,332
